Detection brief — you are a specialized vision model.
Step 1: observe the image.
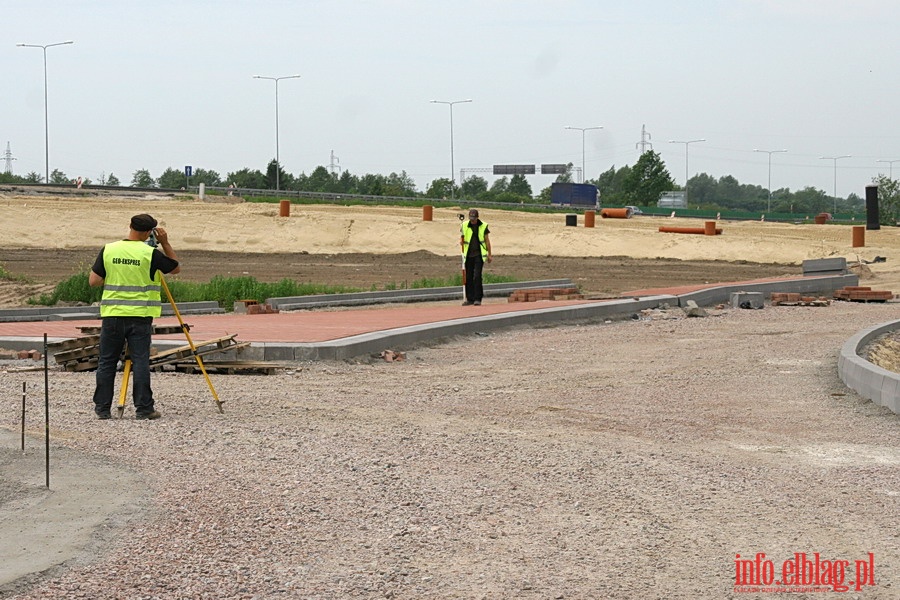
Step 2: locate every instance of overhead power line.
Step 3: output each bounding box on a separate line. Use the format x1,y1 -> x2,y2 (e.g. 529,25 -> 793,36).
635,124 -> 653,155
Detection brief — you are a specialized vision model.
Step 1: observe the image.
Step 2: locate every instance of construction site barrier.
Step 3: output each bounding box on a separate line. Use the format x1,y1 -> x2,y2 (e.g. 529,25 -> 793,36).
600,208 -> 629,219
659,226 -> 723,235
423,205 -> 433,221
279,200 -> 290,217
852,225 -> 865,248
584,210 -> 595,228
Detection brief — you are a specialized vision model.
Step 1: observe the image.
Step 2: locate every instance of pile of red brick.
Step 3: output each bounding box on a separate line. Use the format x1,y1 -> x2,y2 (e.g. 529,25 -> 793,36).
245,302 -> 279,315
833,286 -> 894,302
235,299 -> 280,315
508,287 -> 584,302
770,293 -> 830,306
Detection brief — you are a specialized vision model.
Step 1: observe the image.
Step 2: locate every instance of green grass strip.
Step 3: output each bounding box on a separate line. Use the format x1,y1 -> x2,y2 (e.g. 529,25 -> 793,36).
28,272 -> 520,310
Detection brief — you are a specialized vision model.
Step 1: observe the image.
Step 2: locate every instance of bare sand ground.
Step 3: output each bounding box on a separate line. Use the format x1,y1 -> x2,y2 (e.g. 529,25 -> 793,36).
3,193 -> 899,265
2,192 -> 899,305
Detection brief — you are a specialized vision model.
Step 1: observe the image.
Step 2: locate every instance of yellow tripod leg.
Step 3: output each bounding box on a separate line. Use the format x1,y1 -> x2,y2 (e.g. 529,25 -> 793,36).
117,358 -> 131,419
159,274 -> 224,414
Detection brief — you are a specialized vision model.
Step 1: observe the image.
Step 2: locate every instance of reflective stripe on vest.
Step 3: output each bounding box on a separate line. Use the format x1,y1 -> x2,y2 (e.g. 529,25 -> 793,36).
461,221 -> 489,259
100,240 -> 162,318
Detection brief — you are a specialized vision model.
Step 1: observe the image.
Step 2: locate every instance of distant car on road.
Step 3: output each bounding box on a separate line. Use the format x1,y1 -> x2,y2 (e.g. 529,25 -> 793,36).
625,206 -> 643,216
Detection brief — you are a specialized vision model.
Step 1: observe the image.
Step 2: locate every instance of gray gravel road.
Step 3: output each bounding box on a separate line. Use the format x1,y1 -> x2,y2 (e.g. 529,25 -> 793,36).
1,302 -> 898,599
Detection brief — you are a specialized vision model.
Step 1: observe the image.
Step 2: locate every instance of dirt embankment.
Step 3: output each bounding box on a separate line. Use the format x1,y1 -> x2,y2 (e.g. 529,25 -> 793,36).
0,247 -> 801,308
3,192 -> 899,308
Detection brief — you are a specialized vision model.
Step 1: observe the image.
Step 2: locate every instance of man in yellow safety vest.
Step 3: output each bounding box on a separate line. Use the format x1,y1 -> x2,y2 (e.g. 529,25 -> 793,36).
89,213 -> 180,420
460,208 -> 492,306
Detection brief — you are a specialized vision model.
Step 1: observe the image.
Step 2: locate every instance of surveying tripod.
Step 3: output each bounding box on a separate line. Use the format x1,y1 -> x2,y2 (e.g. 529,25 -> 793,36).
116,274 -> 224,418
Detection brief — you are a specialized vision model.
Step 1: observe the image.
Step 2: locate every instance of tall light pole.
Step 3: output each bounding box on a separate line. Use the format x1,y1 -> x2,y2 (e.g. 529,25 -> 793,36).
254,74 -> 301,191
753,149 -> 787,213
876,159 -> 900,180
669,139 -> 705,207
430,99 -> 471,200
564,126 -> 602,183
17,40 -> 74,184
819,155 -> 851,214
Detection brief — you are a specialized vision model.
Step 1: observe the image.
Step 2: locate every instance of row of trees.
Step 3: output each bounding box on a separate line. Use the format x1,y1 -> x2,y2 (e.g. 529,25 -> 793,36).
2,153 -> 897,223
0,169 -> 122,186
590,156 -> 866,217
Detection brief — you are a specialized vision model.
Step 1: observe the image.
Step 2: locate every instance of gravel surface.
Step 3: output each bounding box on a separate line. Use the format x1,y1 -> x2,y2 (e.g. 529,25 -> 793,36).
1,302 -> 899,599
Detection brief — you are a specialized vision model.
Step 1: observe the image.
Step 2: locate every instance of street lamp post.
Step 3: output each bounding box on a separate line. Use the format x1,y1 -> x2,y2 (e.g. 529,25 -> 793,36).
819,155 -> 851,214
564,126 -> 602,183
753,149 -> 787,213
430,99 -> 472,200
17,40 -> 74,184
254,74 -> 301,191
669,139 -> 705,207
876,159 -> 900,180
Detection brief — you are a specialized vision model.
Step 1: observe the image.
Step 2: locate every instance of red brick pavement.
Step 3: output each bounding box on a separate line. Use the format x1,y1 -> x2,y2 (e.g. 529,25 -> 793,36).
0,298 -> 595,344
0,275 -> 822,345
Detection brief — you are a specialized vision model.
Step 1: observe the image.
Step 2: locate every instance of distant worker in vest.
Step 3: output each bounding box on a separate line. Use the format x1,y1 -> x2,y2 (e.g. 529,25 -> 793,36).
460,208 -> 492,306
89,214 -> 180,420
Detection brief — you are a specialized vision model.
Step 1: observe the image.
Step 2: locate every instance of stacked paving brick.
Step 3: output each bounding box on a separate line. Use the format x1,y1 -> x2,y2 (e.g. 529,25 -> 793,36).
770,293 -> 831,307
246,303 -> 279,315
508,287 -> 584,302
234,300 -> 280,315
833,286 -> 894,303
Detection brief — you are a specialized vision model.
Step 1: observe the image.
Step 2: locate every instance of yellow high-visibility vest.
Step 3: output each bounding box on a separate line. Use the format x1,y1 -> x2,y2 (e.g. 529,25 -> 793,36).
99,240 -> 162,317
461,221 -> 489,259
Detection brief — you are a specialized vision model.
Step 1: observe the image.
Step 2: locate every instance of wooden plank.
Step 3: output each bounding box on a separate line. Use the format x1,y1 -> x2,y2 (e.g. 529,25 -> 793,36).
170,360 -> 280,375
67,359 -> 99,372
53,345 -> 100,363
149,341 -> 247,365
150,341 -> 250,368
149,335 -> 239,362
49,332 -> 246,372
48,335 -> 100,351
152,324 -> 192,334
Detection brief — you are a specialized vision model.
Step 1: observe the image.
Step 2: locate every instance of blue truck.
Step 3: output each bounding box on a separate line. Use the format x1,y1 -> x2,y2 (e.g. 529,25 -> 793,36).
550,182 -> 599,208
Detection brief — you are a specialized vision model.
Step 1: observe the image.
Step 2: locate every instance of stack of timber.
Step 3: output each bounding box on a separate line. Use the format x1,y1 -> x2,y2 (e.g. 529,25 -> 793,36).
48,324 -> 280,374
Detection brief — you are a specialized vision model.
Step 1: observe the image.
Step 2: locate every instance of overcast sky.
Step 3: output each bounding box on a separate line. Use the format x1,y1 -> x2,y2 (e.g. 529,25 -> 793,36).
5,0 -> 900,198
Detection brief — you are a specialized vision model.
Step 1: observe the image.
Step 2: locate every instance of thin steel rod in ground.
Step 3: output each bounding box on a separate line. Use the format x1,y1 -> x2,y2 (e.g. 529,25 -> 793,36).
21,381 -> 25,453
43,334 -> 49,489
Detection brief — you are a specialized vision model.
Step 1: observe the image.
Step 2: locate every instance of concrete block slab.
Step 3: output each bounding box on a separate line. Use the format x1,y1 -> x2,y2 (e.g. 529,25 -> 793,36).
730,292 -> 764,309
802,257 -> 847,275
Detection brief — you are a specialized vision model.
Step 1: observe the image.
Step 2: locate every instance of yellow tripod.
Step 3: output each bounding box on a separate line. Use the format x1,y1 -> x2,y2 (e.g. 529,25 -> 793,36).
116,274 -> 224,417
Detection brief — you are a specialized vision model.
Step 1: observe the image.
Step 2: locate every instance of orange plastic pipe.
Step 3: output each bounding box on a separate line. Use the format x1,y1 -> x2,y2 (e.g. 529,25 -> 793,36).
658,226 -> 723,235
600,208 -> 629,218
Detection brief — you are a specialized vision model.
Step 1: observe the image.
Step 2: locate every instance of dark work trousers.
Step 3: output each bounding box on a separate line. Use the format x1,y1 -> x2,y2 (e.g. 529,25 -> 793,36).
92,316 -> 155,415
464,254 -> 485,302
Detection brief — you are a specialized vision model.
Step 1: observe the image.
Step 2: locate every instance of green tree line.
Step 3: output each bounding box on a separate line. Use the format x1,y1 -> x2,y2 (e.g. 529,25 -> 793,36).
2,153 -> 897,223
591,151 -> 869,217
